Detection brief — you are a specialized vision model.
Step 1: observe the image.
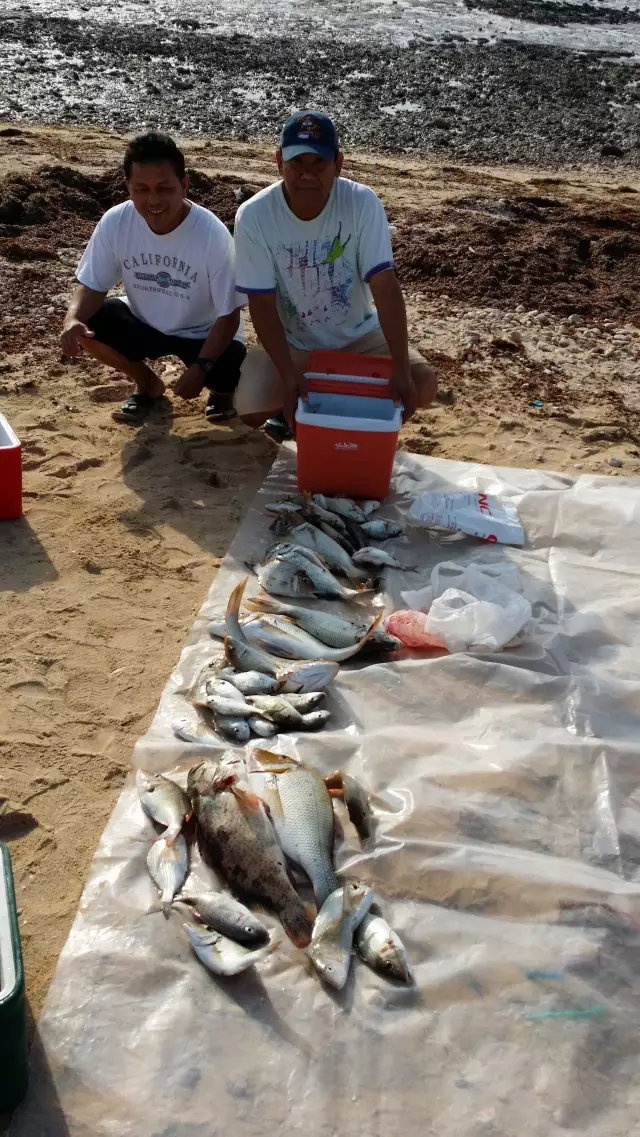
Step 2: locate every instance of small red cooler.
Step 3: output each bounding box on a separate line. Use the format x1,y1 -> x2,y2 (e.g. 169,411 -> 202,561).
295,351 -> 401,500
0,413 -> 22,520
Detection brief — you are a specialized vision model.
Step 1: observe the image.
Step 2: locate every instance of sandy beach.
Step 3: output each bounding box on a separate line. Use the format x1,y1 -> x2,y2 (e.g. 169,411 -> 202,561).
1,107 -> 640,1106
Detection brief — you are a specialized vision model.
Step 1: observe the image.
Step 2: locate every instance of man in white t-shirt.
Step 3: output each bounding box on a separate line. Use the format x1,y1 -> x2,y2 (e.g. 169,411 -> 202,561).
233,110 -> 437,442
60,132 -> 245,424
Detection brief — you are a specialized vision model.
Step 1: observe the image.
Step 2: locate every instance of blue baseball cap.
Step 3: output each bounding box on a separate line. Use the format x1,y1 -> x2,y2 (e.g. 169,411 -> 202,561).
280,111 -> 340,162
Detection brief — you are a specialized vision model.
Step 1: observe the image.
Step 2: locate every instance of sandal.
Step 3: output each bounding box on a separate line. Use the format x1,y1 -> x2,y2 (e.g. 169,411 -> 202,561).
262,413 -> 293,444
111,393 -> 164,424
205,391 -> 236,423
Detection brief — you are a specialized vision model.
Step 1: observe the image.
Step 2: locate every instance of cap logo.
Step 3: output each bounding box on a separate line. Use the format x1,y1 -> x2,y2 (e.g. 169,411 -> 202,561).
297,115 -> 321,139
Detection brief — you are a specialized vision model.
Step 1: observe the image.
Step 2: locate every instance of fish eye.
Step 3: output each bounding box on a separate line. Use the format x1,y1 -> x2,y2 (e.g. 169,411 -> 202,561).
244,926 -> 254,933
384,961 -> 394,971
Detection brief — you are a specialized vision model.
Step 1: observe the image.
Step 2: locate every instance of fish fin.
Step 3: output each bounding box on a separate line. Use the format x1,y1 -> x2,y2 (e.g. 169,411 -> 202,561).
162,901 -> 172,920
357,611 -> 384,648
304,901 -> 317,922
230,786 -> 264,814
145,900 -> 164,916
327,787 -> 344,800
226,577 -> 249,623
260,780 -> 285,822
280,902 -> 313,948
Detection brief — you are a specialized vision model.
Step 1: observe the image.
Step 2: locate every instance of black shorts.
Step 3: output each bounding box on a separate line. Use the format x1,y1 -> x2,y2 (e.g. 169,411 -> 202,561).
87,297 -> 246,393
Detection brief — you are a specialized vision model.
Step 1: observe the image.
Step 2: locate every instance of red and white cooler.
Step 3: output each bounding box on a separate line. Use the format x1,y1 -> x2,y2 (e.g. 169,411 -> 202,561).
295,350 -> 401,500
0,414 -> 22,520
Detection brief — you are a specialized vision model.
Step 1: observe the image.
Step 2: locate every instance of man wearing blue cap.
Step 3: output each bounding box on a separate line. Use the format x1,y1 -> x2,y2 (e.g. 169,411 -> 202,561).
233,110 -> 437,442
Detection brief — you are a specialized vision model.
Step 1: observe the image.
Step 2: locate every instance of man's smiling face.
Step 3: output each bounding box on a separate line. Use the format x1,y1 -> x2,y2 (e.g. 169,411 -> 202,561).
127,160 -> 189,234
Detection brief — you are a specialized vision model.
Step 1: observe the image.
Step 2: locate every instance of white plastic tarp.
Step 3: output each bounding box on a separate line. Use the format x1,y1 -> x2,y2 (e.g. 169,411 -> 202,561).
10,451 -> 640,1137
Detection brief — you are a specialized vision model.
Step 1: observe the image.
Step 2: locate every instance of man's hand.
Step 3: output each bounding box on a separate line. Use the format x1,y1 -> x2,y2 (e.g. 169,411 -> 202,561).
175,363 -> 207,400
282,365 -> 309,435
389,364 -> 418,423
60,319 -> 95,358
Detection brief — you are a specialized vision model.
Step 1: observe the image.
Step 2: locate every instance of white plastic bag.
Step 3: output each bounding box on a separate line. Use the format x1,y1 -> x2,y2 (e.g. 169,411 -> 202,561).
407,491 -> 525,545
400,560 -> 532,652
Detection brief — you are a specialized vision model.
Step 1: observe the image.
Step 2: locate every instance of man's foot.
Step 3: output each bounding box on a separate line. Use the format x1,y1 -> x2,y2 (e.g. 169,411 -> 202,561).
262,413 -> 293,444
205,391 -> 237,423
111,393 -> 165,424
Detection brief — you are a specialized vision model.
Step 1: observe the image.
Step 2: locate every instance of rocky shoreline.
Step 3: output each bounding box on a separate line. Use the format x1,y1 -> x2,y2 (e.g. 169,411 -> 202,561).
1,12 -> 640,166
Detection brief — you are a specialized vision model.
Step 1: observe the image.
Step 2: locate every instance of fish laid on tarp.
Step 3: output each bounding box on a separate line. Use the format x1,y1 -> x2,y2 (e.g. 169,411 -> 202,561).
246,595 -> 401,654
224,579 -> 340,693
352,547 -> 417,571
309,881 -> 374,989
136,770 -> 192,844
184,923 -> 280,977
221,669 -> 281,696
361,500 -> 380,516
215,716 -> 252,744
215,610 -> 382,662
245,695 -> 329,732
176,889 -> 269,945
251,750 -> 338,906
171,718 -> 219,746
355,913 -> 413,984
361,519 -> 403,540
247,715 -> 278,738
253,548 -> 371,602
146,834 -> 189,919
325,770 -> 373,842
287,522 -> 372,585
313,495 -> 367,524
188,759 -> 313,947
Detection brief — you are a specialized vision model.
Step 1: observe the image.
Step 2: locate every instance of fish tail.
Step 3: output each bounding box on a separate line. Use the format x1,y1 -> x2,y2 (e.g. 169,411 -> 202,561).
225,577 -> 249,634
162,901 -> 173,920
245,595 -> 284,615
280,900 -> 314,948
359,611 -> 384,648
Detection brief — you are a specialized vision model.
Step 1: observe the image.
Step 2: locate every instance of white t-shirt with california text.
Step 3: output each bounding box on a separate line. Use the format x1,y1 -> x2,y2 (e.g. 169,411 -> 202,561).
76,200 -> 245,339
234,178 -> 395,351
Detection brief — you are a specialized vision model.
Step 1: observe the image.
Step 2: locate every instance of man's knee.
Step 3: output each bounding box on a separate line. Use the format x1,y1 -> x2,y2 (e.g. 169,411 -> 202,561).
239,411 -> 269,428
412,361 -> 438,407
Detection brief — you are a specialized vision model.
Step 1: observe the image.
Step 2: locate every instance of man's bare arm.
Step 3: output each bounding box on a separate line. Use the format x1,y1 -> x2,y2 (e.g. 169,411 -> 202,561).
60,284 -> 107,357
368,269 -> 418,421
175,309 -> 242,399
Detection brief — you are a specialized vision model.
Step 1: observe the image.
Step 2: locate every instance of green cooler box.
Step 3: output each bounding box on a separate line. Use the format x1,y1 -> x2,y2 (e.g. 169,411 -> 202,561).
0,842 -> 28,1112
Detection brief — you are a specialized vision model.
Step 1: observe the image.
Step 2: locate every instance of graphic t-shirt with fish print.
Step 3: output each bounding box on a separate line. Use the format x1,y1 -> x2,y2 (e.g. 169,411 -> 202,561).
76,200 -> 245,339
234,178 -> 395,351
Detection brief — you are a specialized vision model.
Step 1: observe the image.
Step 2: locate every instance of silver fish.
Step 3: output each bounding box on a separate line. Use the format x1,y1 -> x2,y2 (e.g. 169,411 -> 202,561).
352,547 -> 416,570
309,881 -> 375,989
281,691 -> 325,712
215,716 -> 251,744
171,718 -> 219,746
222,611 -> 382,663
280,660 -> 339,694
223,670 -> 281,696
189,656 -> 227,707
361,500 -> 381,516
267,541 -> 328,572
208,692 -> 256,719
252,751 -> 338,905
248,715 -> 278,738
146,834 -> 189,918
226,585 -> 342,693
225,579 -> 286,676
136,770 -> 192,844
255,549 -> 370,602
356,913 -> 413,984
264,501 -> 303,516
299,710 -> 331,731
246,595 -> 379,649
361,519 -> 403,540
288,522 -> 371,584
316,497 -> 367,524
246,695 -> 305,729
184,923 -> 280,977
325,770 -> 373,842
177,889 -> 269,945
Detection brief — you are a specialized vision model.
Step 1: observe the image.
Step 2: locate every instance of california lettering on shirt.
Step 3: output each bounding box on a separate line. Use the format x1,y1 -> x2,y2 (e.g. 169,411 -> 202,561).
122,252 -> 198,282
76,200 -> 245,339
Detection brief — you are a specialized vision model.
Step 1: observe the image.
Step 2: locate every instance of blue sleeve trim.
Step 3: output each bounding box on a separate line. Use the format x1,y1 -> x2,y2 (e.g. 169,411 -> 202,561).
237,285 -> 277,294
364,261 -> 396,283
